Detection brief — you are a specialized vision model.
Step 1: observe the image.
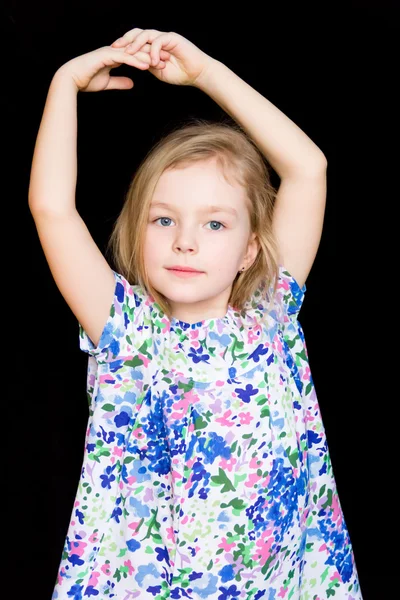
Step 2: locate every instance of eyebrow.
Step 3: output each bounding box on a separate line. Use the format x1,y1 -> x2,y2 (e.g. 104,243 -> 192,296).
150,201 -> 238,217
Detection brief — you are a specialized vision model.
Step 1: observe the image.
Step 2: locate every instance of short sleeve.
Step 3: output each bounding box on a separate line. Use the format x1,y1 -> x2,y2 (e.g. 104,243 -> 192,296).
276,265 -> 306,319
78,270 -> 143,363
264,265 -> 306,327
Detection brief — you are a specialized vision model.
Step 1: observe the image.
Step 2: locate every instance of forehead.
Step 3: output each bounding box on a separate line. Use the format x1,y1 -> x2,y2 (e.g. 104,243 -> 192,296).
152,160 -> 247,208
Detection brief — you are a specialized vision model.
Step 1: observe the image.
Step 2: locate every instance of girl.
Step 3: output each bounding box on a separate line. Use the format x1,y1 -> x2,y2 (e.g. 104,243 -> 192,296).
29,28 -> 362,600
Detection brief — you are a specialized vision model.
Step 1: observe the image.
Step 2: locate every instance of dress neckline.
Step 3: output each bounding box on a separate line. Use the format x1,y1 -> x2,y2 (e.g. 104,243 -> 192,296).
170,304 -> 234,330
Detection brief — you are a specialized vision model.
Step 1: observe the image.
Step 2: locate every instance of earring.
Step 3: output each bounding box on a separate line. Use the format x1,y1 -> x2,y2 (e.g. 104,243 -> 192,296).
239,267 -> 245,273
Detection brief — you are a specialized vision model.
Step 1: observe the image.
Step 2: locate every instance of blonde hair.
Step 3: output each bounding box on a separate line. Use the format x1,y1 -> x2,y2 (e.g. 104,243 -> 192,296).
106,118 -> 280,320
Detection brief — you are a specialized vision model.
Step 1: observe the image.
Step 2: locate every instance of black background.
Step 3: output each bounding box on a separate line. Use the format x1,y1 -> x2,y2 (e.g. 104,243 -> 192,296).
5,1 -> 396,599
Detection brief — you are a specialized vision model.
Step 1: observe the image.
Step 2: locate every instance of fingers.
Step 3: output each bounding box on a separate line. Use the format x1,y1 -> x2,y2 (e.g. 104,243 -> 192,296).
145,33 -> 174,67
105,47 -> 150,70
111,28 -> 144,47
112,28 -> 161,50
110,40 -> 170,66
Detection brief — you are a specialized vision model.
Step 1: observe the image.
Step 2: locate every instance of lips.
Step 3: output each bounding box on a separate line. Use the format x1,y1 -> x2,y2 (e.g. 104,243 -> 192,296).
166,267 -> 203,273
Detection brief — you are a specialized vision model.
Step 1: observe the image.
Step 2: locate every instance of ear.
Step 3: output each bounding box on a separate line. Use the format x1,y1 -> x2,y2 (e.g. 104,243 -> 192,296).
244,232 -> 260,268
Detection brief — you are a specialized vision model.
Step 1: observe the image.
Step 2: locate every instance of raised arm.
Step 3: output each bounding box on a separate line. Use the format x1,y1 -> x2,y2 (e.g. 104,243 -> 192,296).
194,60 -> 327,289
28,70 -> 116,348
28,46 -> 156,347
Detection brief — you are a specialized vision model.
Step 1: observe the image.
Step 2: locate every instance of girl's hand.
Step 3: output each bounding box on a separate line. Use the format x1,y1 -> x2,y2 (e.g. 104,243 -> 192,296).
111,29 -> 215,87
57,44 -> 170,92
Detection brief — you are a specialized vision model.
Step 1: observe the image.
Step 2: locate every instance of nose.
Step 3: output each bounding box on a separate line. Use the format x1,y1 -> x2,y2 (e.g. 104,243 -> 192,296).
173,225 -> 198,253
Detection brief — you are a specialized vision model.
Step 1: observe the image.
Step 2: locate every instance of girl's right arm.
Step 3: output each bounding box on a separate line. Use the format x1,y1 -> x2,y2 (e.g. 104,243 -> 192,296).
28,71 -> 116,348
28,45 -> 162,347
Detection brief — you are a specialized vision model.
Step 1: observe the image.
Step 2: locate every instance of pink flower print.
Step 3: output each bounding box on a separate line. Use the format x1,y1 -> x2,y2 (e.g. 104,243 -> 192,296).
279,278 -> 290,291
216,380 -> 224,387
124,559 -> 135,576
331,492 -> 343,526
99,373 -> 115,385
88,531 -> 99,543
330,570 -> 343,583
128,521 -> 141,534
278,586 -> 289,598
252,528 -> 274,566
247,327 -> 261,344
170,389 -> 199,420
113,445 -> 123,457
319,543 -> 328,552
215,409 -> 235,427
304,411 -> 315,424
218,536 -> 236,552
249,456 -> 262,470
101,561 -> 112,576
245,472 -> 262,488
166,526 -> 176,543
70,540 -> 87,557
161,317 -> 170,332
219,456 -> 237,472
238,411 -> 253,425
132,426 -> 144,440
189,329 -> 199,341
88,570 -> 100,586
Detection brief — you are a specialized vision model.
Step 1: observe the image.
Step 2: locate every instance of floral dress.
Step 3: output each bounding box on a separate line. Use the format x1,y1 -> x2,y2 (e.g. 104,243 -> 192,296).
52,266 -> 362,600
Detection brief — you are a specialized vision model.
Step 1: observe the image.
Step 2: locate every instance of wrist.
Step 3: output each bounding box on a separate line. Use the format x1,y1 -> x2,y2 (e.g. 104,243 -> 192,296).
193,57 -> 223,91
52,66 -> 80,93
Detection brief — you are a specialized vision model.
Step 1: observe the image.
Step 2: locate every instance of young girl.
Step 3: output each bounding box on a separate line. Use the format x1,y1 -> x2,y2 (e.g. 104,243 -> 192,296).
29,28 -> 362,600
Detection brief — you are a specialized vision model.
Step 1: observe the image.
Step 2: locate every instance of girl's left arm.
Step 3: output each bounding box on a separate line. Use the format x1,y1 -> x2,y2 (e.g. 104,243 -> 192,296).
195,60 -> 327,288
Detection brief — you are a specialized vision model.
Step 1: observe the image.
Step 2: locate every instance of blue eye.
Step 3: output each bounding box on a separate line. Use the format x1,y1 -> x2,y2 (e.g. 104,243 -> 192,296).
155,217 -> 173,226
206,221 -> 224,231
153,218 -> 225,230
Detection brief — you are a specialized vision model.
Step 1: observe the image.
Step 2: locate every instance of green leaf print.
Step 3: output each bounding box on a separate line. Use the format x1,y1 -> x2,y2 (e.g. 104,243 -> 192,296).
288,449 -> 298,468
88,453 -> 100,463
285,336 -> 297,349
139,507 -> 161,542
124,355 -> 144,368
101,404 -> 115,412
177,379 -> 195,394
194,415 -> 208,430
210,468 -> 236,492
322,488 -> 333,509
233,472 -> 247,487
234,523 -> 245,535
220,497 -> 247,515
256,394 -> 268,406
305,382 -> 313,396
260,406 -> 270,418
296,348 -> 308,362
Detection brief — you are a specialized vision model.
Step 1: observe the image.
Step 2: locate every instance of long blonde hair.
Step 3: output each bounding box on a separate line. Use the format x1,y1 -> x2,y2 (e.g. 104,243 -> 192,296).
106,118 -> 280,319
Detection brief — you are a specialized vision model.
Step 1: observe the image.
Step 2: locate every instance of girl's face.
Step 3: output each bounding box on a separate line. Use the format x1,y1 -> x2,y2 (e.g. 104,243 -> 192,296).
144,159 -> 259,324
